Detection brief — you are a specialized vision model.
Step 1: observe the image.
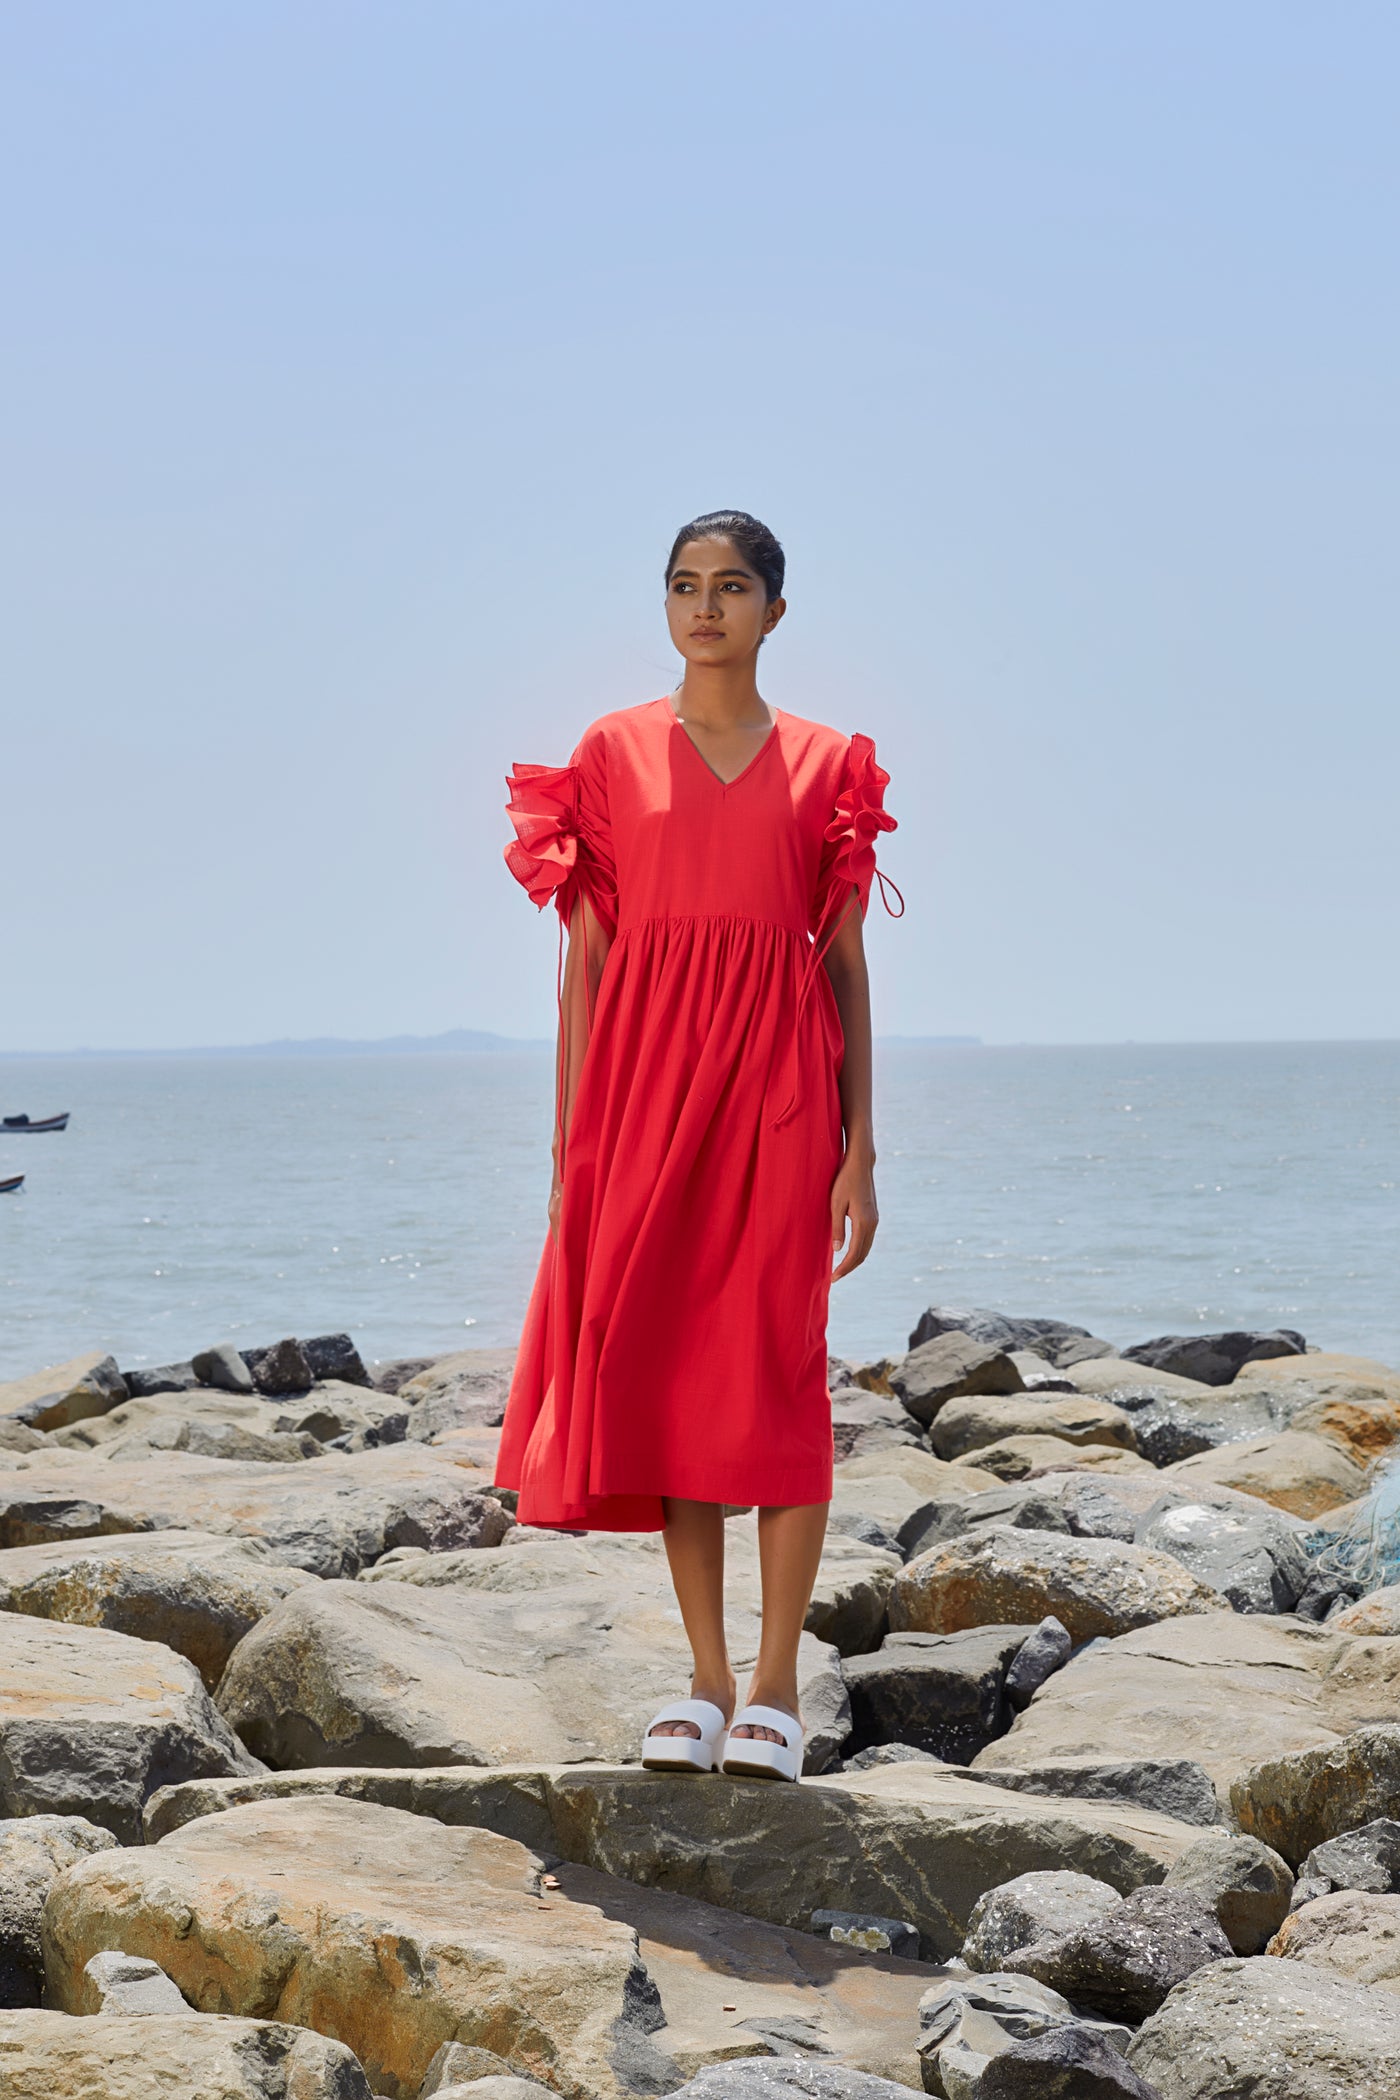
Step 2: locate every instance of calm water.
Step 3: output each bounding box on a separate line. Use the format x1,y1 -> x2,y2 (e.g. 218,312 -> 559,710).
1,1043 -> 1397,1381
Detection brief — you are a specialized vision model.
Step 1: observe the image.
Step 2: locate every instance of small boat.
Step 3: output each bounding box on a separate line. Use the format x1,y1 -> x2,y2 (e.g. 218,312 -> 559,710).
0,1174 -> 23,1193
0,1112 -> 69,1133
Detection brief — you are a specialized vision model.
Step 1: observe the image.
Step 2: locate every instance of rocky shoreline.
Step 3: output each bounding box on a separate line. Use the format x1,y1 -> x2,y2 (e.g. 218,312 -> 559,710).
2,1310 -> 1400,2098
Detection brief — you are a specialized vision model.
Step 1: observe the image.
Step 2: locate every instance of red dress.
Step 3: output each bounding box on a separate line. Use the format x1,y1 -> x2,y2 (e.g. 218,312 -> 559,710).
495,697 -> 896,1531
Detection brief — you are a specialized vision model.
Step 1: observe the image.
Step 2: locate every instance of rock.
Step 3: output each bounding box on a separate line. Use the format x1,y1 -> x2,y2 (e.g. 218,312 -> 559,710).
981,1612 -> 1349,1790
280,1382 -> 413,1446
1005,1618 -> 1073,1709
434,2078 -> 550,2100
369,1355 -> 439,1393
77,1950 -> 186,2015
0,1422 -> 45,1455
1268,1889 -> 1400,1993
1334,1585 -> 1400,1634
977,2028 -> 1163,2099
908,1311 -> 1115,1373
1231,1723 -> 1400,1864
828,1472 -> 946,1559
0,1527 -> 319,1688
1296,1816 -> 1400,1896
1122,1330 -> 1307,1386
1161,1829 -> 1293,1952
890,1337 -> 1024,1429
190,1341 -> 256,1392
240,1336 -> 314,1394
828,1392 -> 921,1466
400,1348 -> 518,1439
1003,1884 -> 1231,2020
835,1448 -> 1002,1498
961,1439 -> 1154,1485
1125,1954 -> 1400,2099
917,1971 -> 1134,2100
1163,1429 -> 1368,1518
0,1445 -> 512,1577
0,1815 -> 116,2007
0,1352 -> 127,1432
1060,1360 -> 1217,1404
968,1760 -> 1222,1830
668,2066 -> 917,2100
120,1362 -> 200,1399
1233,1353 -> 1400,1466
932,1398 -> 1136,1463
141,1760 -> 1201,1963
1133,1496 -> 1311,1613
45,1795 -> 673,2100
902,1487 -> 1073,1562
809,1910 -> 919,1958
962,1872 -> 1122,1971
844,1626 -> 1035,1762
891,1528 -> 1221,1646
420,2044 -> 536,2095
1008,1353 -> 1082,1392
0,1614 -> 261,1840
49,1390 -> 309,1458
0,2009 -> 374,2096
1108,1385 -> 1283,1467
302,1333 -> 370,1386
842,1744 -> 943,1771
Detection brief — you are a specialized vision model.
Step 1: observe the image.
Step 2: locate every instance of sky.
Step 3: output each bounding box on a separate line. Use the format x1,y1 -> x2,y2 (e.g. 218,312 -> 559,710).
3,1 -> 1397,1051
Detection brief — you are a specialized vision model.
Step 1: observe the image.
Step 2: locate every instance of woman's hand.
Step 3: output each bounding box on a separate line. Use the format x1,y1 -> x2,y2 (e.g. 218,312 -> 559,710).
830,1148 -> 878,1280
548,1161 -> 563,1240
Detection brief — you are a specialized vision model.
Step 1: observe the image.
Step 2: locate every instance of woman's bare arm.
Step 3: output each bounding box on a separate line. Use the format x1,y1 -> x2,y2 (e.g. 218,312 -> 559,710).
549,895 -> 612,1236
822,894 -> 878,1280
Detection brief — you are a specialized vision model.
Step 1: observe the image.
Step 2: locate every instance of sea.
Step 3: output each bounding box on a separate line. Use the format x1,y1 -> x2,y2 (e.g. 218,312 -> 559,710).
1,1041 -> 1397,1383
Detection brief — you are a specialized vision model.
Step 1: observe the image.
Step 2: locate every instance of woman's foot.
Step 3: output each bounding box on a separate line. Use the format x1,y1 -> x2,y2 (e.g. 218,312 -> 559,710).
647,1672 -> 736,1739
728,1678 -> 799,1745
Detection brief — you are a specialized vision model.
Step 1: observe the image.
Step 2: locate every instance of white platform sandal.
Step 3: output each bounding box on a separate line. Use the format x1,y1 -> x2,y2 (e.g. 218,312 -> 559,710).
721,1703 -> 804,1782
640,1698 -> 730,1773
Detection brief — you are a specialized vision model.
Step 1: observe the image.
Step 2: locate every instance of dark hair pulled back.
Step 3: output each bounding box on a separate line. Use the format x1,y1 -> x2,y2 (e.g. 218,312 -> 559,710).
665,510 -> 785,603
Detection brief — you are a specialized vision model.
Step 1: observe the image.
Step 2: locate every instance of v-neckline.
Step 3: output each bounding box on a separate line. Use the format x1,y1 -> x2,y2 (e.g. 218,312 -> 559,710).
662,696 -> 782,790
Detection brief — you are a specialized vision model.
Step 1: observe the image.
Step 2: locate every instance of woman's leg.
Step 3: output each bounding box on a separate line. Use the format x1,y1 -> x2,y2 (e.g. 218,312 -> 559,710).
731,1500 -> 830,1741
651,1497 -> 736,1737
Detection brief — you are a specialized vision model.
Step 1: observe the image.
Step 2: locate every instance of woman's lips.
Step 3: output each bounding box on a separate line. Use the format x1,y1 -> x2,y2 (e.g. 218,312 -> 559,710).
690,629 -> 722,640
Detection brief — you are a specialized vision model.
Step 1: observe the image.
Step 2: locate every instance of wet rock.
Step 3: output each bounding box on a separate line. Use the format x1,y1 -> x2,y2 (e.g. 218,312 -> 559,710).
1230,1722 -> 1400,1865
120,1362 -> 200,1399
1005,1617 -> 1073,1709
191,1341 -> 256,1393
961,1872 -> 1122,1972
0,1815 -> 116,2007
1163,1429 -> 1368,1518
1133,1496 -> 1311,1613
977,2027 -> 1163,2098
844,1626 -> 1034,1762
0,1526 -> 318,1687
1003,1884 -> 1231,2021
908,1311 -> 1115,1373
0,1352 -> 127,1432
45,1794 -> 670,2100
1296,1815 -> 1400,1897
983,1613 -> 1345,1792
240,1336 -> 314,1394
891,1527 -> 1221,1646
1125,1954 -> 1400,2099
0,1614 -> 261,1840
0,2010 -> 374,2097
1268,1889 -> 1400,1993
967,1760 -> 1222,1830
303,1333 -> 370,1386
890,1337 -> 1024,1429
931,1397 -> 1136,1463
1122,1330 -> 1307,1386
77,1950 -> 186,2015
1162,1829 -> 1293,1952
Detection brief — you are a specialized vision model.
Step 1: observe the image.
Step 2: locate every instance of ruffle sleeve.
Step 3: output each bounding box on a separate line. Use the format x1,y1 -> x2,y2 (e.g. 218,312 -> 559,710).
503,734 -> 617,937
812,732 -> 899,939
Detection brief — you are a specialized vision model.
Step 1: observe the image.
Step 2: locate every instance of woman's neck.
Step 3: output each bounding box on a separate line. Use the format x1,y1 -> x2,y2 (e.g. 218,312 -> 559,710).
673,661 -> 771,728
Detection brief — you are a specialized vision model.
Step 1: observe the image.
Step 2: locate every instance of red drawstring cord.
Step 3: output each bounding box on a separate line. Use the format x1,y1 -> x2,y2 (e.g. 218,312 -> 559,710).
770,871 -> 905,1130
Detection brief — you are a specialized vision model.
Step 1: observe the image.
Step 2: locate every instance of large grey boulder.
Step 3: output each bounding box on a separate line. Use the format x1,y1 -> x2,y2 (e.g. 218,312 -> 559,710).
829,1390 -> 921,1465
240,1336 -> 314,1393
0,2010 -> 374,2096
967,1760 -> 1222,1831
1133,1496 -> 1311,1613
1162,1829 -> 1293,1951
1004,1617 -> 1073,1709
1109,1385 -> 1283,1467
930,1396 -> 1136,1463
1003,1885 -> 1231,2020
0,1527 -> 318,1687
51,1392 -> 321,1464
399,1347 -> 517,1438
891,1527 -> 1221,1646
1294,1816 -> 1400,1903
844,1626 -> 1034,1762
302,1333 -> 370,1386
1231,1723 -> 1400,1865
1162,1428 -> 1368,1519
0,1815 -> 116,2006
191,1341 -> 256,1393
1268,1890 -> 1400,1993
1125,1955 -> 1400,2098
917,1972 -> 1134,2100
890,1337 -> 1024,1428
977,2029 -> 1163,2098
902,1486 -> 1073,1562
0,1614 -> 262,1840
668,2066 -> 916,2100
0,1352 -> 127,1432
1122,1329 -> 1307,1386
961,1872 -> 1122,1972
120,1362 -> 200,1399
908,1311 -> 1115,1372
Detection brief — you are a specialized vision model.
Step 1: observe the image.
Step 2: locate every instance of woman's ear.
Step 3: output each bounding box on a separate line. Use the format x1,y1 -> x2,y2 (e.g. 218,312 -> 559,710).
763,595 -> 787,637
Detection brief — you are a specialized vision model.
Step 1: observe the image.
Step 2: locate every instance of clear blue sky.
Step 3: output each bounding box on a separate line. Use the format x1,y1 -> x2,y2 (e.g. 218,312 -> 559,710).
4,2 -> 1397,1050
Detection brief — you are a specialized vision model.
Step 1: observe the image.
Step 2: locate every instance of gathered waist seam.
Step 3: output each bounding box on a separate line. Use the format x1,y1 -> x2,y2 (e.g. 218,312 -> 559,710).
614,912 -> 811,941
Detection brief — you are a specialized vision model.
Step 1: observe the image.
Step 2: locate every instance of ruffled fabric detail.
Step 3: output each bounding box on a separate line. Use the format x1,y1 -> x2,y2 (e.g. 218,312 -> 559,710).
504,762 -> 582,924
820,732 -> 898,925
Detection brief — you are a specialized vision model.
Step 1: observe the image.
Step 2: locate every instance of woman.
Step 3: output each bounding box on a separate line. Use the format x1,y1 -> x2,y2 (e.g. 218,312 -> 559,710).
496,510 -> 898,1783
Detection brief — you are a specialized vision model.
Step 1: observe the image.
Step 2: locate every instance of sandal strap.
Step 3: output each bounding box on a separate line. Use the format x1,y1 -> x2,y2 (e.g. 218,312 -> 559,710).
730,1703 -> 802,1747
645,1699 -> 727,1737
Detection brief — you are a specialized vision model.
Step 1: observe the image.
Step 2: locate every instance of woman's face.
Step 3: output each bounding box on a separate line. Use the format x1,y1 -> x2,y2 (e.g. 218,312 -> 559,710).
665,538 -> 785,668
